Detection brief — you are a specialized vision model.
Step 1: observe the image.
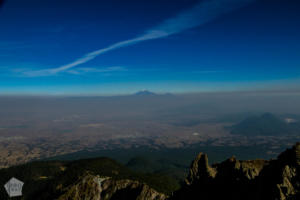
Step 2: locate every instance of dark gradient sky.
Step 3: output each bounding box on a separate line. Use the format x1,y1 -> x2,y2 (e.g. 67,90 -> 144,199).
0,0 -> 300,95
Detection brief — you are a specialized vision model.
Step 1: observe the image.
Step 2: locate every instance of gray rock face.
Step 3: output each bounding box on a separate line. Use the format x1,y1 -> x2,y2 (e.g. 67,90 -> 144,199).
186,152 -> 267,186
274,143 -> 300,200
58,174 -> 167,200
186,153 -> 216,185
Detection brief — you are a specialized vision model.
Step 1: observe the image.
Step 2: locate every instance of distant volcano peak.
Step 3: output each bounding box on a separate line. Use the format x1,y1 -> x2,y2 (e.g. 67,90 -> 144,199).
134,90 -> 157,96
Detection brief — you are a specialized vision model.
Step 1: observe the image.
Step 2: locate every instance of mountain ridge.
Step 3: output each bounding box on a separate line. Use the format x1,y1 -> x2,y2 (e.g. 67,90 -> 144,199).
0,143 -> 300,199
172,142 -> 300,200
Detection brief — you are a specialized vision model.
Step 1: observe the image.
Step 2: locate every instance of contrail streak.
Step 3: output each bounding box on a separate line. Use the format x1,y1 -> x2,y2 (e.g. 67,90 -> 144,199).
32,0 -> 254,76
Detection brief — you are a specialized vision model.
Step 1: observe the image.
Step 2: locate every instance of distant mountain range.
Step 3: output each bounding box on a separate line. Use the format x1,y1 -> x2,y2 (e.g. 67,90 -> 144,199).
230,113 -> 300,136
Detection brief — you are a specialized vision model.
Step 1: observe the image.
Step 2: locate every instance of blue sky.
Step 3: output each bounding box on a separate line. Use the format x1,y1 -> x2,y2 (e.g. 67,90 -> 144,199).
0,0 -> 300,95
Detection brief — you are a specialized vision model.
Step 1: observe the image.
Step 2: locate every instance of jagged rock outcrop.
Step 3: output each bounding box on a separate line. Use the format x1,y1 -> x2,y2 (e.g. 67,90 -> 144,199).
185,153 -> 216,185
58,174 -> 167,200
171,143 -> 300,200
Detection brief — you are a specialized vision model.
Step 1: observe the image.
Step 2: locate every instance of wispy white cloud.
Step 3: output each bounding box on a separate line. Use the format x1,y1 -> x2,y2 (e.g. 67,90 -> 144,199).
22,0 -> 254,76
11,66 -> 126,77
66,66 -> 126,75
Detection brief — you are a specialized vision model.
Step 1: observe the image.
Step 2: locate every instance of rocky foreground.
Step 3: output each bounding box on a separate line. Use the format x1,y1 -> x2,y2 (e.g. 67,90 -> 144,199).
59,143 -> 300,200
0,143 -> 299,200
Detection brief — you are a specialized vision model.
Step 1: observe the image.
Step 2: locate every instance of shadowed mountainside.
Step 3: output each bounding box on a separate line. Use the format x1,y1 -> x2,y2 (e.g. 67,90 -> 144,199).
230,113 -> 300,136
